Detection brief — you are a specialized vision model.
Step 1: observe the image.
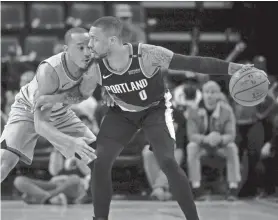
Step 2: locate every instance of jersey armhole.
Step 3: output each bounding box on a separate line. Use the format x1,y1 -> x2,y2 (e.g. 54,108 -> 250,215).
36,61 -> 60,94
138,43 -> 160,79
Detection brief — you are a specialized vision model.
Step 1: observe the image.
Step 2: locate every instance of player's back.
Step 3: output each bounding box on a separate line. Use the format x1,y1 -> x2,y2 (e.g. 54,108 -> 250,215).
10,52 -> 83,123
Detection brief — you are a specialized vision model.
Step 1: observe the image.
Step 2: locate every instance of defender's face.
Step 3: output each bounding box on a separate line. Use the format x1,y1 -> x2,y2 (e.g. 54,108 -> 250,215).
67,33 -> 92,69
88,26 -> 110,59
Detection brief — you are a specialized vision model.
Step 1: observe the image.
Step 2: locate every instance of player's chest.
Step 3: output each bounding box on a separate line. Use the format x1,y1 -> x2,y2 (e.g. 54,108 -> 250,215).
102,71 -> 151,94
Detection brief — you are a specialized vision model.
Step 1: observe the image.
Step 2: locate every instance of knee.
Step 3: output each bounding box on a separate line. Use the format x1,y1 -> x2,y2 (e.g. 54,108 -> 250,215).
13,176 -> 28,190
226,142 -> 239,155
186,142 -> 199,160
1,149 -> 19,171
158,155 -> 178,172
142,145 -> 154,158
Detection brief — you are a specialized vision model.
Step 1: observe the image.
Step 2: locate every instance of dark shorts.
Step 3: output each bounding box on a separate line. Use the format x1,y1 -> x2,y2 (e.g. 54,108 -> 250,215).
97,101 -> 176,151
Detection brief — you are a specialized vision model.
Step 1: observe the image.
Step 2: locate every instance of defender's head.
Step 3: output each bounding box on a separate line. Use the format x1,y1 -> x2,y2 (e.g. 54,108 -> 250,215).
89,16 -> 123,58
64,27 -> 91,69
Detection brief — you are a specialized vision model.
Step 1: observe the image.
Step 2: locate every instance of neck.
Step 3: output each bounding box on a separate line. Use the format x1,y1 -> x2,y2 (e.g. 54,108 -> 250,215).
106,44 -> 130,70
108,44 -> 127,61
64,53 -> 81,78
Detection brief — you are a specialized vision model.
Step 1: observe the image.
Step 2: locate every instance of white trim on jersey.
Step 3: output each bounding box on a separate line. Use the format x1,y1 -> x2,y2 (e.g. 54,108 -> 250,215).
164,91 -> 176,140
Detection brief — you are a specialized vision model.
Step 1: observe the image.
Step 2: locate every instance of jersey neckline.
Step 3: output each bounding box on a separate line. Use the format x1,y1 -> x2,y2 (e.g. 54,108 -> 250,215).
102,43 -> 133,76
61,52 -> 82,81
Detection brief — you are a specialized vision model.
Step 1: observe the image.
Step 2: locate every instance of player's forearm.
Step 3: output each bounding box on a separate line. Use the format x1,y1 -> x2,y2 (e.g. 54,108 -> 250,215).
168,54 -> 244,75
34,119 -> 74,152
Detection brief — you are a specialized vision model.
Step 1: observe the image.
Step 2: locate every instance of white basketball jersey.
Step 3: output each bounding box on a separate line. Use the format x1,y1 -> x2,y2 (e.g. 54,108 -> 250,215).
16,52 -> 82,120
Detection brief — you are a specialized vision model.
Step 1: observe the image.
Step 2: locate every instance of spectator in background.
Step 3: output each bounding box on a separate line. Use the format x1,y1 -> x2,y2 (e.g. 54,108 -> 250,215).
233,59 -> 277,197
186,81 -> 241,201
258,114 -> 278,198
13,149 -> 91,205
19,70 -> 35,88
113,4 -> 146,43
53,41 -> 64,55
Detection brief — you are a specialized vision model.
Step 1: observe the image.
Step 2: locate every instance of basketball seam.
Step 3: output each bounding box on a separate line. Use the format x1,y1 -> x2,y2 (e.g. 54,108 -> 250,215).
234,80 -> 268,102
231,70 -> 262,92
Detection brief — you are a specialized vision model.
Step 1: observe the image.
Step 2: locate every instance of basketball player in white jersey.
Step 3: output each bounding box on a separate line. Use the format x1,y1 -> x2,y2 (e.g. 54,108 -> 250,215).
0,28 -> 97,184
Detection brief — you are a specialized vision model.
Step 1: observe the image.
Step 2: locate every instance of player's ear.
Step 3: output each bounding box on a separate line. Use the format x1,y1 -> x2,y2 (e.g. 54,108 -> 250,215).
63,45 -> 68,52
110,36 -> 118,45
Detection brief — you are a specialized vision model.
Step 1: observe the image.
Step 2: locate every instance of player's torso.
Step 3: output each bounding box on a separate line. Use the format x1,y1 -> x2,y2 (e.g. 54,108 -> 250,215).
99,43 -> 166,112
16,52 -> 82,119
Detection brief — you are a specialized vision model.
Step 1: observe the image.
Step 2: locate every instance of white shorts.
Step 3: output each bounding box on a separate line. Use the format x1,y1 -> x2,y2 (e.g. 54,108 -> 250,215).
0,101 -> 96,165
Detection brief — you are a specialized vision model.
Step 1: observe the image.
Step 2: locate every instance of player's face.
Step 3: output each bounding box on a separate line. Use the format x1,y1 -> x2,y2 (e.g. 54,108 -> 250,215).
88,27 -> 113,59
203,88 -> 220,110
66,33 -> 92,69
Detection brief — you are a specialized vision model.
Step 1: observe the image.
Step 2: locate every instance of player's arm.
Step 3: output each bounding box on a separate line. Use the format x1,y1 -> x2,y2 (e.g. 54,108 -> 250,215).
34,63 -> 77,150
140,44 -> 244,75
34,63 -> 100,109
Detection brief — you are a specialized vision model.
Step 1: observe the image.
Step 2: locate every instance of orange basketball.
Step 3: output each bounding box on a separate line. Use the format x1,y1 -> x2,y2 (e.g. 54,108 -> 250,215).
229,67 -> 269,106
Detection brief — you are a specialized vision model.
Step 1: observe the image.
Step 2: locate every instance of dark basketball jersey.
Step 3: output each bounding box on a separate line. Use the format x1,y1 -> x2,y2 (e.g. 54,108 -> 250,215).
98,43 -> 171,112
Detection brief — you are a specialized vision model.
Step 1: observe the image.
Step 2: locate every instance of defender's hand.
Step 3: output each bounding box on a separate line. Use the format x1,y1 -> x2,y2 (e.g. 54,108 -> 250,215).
73,137 -> 97,164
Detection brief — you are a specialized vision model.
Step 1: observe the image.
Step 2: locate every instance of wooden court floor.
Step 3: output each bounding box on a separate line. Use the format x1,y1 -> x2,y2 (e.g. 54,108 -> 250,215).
1,199 -> 278,220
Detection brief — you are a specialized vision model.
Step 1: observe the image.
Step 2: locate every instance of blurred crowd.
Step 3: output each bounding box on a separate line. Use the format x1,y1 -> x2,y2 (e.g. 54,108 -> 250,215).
1,3 -> 278,205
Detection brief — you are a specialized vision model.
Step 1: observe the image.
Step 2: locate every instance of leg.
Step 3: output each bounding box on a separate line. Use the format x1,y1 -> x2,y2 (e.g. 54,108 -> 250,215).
142,145 -> 161,188
153,148 -> 185,190
246,122 -> 265,195
143,105 -> 199,220
1,148 -> 19,182
13,176 -> 56,203
152,148 -> 185,201
187,142 -> 203,187
217,143 -> 241,200
217,143 -> 241,185
1,120 -> 39,182
91,108 -> 138,219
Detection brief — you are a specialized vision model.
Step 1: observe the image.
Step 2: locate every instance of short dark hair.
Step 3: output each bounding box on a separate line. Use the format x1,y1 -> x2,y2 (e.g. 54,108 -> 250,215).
92,16 -> 123,39
64,27 -> 88,45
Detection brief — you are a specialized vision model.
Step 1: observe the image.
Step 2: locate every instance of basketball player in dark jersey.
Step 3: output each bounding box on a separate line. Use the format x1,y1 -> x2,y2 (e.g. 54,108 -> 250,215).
34,17 -> 266,220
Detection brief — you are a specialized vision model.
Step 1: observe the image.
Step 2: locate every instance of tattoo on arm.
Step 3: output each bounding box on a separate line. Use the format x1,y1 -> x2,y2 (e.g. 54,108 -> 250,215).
141,44 -> 174,69
61,85 -> 86,104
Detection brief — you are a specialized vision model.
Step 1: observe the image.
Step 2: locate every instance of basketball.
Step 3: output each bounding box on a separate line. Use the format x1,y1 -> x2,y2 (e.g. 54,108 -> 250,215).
229,66 -> 269,106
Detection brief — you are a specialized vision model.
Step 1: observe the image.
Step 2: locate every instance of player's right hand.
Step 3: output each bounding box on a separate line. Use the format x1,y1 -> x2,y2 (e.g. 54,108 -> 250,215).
73,137 -> 97,163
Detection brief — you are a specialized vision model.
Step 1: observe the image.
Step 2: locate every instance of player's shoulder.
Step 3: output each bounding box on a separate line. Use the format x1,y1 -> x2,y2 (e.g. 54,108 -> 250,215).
43,52 -> 63,68
37,62 -> 58,83
140,43 -> 172,52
